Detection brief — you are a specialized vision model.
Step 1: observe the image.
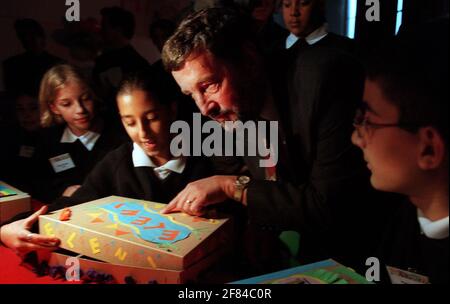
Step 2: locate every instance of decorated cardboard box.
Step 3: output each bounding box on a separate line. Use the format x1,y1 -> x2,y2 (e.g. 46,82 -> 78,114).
39,196 -> 232,272
231,259 -> 372,284
0,181 -> 31,225
38,247 -> 227,284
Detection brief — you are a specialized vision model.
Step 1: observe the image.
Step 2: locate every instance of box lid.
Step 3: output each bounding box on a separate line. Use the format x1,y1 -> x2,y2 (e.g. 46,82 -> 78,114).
39,196 -> 231,270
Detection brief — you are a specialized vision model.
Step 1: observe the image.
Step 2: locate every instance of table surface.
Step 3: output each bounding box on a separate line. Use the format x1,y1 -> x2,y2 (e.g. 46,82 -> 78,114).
0,246 -> 79,284
0,199 -> 78,284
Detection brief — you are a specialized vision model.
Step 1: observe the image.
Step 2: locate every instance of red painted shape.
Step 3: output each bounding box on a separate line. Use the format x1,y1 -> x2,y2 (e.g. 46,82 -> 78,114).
131,216 -> 152,226
59,208 -> 72,221
121,210 -> 139,216
144,223 -> 166,230
114,203 -> 124,209
115,230 -> 130,236
159,230 -> 180,241
144,222 -> 165,230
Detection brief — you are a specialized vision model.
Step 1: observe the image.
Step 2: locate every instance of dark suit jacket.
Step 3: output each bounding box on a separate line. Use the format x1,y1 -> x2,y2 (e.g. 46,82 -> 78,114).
313,32 -> 356,54
378,199 -> 449,284
246,46 -> 375,267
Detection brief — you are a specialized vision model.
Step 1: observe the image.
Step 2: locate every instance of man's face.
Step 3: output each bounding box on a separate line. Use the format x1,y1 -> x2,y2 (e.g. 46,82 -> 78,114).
282,0 -> 322,38
172,51 -> 244,124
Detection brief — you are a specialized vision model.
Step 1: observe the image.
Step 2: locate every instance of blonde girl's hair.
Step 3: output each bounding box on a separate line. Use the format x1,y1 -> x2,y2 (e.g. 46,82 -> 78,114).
39,64 -> 95,128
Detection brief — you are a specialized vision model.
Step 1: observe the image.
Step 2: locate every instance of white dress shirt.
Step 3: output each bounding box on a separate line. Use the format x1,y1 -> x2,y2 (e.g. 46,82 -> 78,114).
417,209 -> 449,240
132,143 -> 186,180
60,127 -> 101,151
285,23 -> 329,49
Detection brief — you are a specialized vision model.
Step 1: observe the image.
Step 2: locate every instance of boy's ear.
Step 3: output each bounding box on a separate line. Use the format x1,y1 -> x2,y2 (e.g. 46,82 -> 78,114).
49,103 -> 60,115
417,127 -> 446,170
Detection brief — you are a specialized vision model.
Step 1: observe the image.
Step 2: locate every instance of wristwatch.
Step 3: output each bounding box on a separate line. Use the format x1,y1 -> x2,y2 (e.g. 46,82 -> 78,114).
234,175 -> 251,203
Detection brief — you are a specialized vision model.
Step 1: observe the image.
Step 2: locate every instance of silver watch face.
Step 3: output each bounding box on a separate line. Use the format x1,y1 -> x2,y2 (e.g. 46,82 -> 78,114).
238,175 -> 251,185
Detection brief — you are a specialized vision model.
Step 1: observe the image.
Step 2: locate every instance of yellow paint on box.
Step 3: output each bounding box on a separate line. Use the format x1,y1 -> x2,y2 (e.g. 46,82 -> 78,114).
44,222 -> 55,237
106,223 -> 119,229
147,256 -> 157,269
67,232 -> 76,249
152,203 -> 166,209
89,238 -> 101,254
87,212 -> 103,218
114,247 -> 128,261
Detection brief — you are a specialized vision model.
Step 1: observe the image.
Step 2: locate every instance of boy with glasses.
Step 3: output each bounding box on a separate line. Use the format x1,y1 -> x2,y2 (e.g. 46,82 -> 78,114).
352,18 -> 449,284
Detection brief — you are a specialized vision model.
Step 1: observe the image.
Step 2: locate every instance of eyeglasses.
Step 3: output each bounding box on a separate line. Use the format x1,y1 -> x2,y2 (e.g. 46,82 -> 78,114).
353,106 -> 419,140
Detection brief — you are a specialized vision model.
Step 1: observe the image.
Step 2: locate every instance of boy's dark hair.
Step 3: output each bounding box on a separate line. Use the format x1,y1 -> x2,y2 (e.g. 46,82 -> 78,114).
117,71 -> 180,108
14,18 -> 45,39
101,6 -> 135,40
365,17 -> 449,144
162,7 -> 254,72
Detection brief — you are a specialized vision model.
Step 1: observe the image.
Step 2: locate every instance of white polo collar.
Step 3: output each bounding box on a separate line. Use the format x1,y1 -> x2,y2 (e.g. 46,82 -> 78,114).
286,23 -> 329,49
132,143 -> 186,180
417,209 -> 449,240
60,127 -> 101,151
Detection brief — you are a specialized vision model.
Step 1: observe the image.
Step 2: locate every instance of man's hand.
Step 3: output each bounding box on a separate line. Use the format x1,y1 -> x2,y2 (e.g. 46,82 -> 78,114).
161,175 -> 237,216
0,206 -> 60,256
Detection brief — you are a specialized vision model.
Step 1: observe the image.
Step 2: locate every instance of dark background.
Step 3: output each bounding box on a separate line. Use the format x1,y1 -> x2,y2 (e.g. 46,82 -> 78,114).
0,0 -> 448,92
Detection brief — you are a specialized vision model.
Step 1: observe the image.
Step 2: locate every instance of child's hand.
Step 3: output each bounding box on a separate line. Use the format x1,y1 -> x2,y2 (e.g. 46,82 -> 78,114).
62,185 -> 81,197
0,206 -> 60,256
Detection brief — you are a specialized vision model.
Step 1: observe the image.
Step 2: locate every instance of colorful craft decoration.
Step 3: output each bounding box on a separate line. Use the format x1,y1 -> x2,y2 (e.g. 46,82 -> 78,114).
59,208 -> 72,221
0,185 -> 17,198
231,259 -> 371,284
101,202 -> 192,245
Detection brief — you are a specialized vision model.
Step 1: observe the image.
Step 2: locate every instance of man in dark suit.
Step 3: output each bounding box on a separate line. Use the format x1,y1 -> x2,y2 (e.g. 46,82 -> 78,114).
161,7 -> 374,270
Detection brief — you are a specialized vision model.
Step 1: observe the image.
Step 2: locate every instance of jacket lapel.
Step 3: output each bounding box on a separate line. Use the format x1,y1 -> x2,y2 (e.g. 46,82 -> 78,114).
133,167 -> 154,201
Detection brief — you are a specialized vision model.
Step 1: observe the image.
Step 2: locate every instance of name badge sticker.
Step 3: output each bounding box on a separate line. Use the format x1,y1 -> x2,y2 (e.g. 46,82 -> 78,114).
49,153 -> 76,173
19,145 -> 35,158
386,266 -> 430,284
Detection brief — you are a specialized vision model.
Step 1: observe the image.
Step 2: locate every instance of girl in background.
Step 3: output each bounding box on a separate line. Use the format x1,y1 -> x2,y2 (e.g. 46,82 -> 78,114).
32,64 -> 126,202
0,72 -> 212,255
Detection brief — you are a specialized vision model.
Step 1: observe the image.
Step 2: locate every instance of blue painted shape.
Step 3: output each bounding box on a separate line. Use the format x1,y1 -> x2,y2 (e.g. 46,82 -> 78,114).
0,185 -> 17,198
101,202 -> 192,245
